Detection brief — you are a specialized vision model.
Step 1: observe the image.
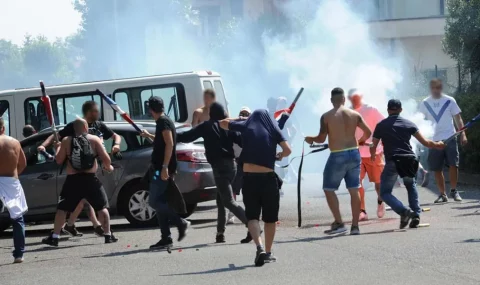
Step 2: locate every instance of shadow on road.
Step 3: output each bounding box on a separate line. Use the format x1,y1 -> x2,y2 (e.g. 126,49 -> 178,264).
0,218 -> 216,239
159,263 -> 254,276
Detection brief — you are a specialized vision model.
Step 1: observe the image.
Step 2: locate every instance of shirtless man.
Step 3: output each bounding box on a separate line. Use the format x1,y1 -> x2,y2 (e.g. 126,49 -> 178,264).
305,88 -> 371,235
0,117 -> 27,263
42,118 -> 118,246
192,89 -> 216,127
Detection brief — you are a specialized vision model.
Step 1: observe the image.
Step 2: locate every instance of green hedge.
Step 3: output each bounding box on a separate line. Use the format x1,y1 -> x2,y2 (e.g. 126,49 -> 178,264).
456,92 -> 480,173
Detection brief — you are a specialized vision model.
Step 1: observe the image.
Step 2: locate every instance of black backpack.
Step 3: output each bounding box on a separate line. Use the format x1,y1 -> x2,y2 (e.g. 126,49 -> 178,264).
69,134 -> 96,171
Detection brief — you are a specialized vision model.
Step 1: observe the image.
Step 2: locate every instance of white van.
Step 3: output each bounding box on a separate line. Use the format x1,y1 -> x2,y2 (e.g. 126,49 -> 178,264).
0,71 -> 228,139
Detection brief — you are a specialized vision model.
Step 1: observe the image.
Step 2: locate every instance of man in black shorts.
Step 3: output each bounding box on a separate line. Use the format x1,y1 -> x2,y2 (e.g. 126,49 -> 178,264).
221,109 -> 291,267
42,118 -> 118,246
38,101 -> 122,237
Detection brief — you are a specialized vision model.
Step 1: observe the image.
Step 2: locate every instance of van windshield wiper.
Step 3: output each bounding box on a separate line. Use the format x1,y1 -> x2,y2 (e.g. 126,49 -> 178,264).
167,94 -> 178,121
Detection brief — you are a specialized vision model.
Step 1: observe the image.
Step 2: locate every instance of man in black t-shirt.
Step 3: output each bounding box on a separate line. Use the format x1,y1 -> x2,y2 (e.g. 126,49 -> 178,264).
140,96 -> 189,249
37,101 -> 122,237
371,99 -> 444,229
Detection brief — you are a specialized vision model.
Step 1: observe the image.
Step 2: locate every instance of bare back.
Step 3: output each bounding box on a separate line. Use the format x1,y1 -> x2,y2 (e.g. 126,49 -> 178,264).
324,106 -> 361,152
60,134 -> 109,175
0,135 -> 25,178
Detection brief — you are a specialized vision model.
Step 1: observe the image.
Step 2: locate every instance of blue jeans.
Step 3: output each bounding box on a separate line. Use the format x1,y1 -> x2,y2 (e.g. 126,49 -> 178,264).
323,149 -> 361,191
11,216 -> 25,258
380,160 -> 421,216
148,173 -> 183,240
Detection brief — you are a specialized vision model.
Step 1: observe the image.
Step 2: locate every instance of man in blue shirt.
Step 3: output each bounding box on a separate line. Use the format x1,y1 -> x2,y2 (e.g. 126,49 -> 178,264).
371,99 -> 444,229
220,110 -> 291,267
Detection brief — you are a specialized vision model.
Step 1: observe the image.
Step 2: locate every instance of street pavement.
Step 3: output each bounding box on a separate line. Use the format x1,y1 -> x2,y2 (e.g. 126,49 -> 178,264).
1,174 -> 480,285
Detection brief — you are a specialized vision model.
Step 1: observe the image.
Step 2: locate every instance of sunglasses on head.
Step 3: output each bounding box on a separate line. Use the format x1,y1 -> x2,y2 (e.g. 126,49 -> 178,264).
239,112 -> 250,117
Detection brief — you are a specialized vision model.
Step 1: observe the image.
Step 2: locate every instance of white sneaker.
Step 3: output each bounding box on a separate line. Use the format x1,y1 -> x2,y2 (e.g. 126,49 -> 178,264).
227,212 -> 235,224
13,257 -> 24,264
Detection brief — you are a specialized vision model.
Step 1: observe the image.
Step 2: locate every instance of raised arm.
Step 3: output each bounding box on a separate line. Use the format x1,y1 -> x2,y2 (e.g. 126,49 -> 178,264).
177,124 -> 203,143
55,137 -> 69,165
92,136 -> 112,169
412,132 -> 444,149
37,134 -> 55,152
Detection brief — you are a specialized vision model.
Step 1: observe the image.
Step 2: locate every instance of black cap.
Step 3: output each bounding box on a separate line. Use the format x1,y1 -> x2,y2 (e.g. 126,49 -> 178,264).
387,99 -> 402,111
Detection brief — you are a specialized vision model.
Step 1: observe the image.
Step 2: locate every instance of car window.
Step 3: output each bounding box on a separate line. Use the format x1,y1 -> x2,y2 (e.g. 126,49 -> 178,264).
22,136 -> 56,166
0,100 -> 10,136
103,135 -> 128,154
203,81 -> 213,89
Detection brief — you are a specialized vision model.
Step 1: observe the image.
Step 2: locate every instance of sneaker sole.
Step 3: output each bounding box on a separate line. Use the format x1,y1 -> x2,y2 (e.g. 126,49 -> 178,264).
255,252 -> 267,267
350,231 -> 360,235
324,228 -> 347,235
178,221 -> 191,242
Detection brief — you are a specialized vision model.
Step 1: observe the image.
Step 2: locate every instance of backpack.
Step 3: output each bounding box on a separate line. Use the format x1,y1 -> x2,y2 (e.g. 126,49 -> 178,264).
69,134 -> 96,171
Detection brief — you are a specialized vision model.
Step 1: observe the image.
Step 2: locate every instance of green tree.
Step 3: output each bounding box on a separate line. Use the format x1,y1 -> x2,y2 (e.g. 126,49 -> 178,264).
0,40 -> 24,89
443,0 -> 480,90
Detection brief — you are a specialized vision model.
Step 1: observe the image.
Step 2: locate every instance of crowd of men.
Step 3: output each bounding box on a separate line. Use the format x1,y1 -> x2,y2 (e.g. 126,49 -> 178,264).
0,78 -> 469,266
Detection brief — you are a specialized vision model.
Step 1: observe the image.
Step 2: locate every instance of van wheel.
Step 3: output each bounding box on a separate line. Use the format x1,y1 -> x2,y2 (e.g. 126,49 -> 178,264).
0,219 -> 11,233
119,182 -> 157,227
180,203 -> 197,219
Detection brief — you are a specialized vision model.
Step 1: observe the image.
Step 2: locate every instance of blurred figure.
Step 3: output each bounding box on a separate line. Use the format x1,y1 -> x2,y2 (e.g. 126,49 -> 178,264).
0,117 -> 27,263
229,106 -> 251,225
192,89 -> 216,126
22,125 -> 36,138
348,89 -> 385,221
276,97 -> 298,184
419,79 -> 466,203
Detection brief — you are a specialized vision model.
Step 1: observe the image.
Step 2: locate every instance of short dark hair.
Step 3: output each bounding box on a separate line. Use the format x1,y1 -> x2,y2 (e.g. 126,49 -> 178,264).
148,96 -> 165,113
387,99 -> 402,111
23,125 -> 36,137
204,89 -> 216,98
331,87 -> 344,97
82,101 -> 98,116
430,78 -> 443,87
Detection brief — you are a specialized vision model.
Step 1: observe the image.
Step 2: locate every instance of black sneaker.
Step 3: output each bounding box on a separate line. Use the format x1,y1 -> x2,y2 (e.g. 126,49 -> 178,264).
42,234 -> 59,247
94,226 -> 104,237
63,224 -> 83,237
409,217 -> 420,228
150,238 -> 173,250
105,234 -> 119,244
177,220 -> 190,242
350,225 -> 360,235
216,233 -> 226,243
254,249 -> 267,267
324,222 -> 347,235
240,230 -> 263,244
400,209 -> 414,229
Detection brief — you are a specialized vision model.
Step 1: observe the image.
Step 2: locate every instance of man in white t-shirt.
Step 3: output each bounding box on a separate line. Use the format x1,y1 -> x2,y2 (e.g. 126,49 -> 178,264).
348,89 -> 386,221
418,79 -> 467,203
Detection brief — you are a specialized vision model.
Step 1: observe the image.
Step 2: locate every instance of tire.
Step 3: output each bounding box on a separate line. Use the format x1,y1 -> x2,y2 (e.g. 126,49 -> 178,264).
0,219 -> 11,233
180,203 -> 197,219
118,181 -> 157,227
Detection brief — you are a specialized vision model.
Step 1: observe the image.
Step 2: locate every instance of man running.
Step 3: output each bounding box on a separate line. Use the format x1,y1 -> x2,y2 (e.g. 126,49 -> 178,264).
192,89 -> 216,127
419,79 -> 467,203
0,118 -> 27,263
42,118 -> 118,246
220,109 -> 292,266
371,99 -> 445,228
140,96 -> 190,249
348,89 -> 385,221
38,101 -> 122,237
305,88 -> 371,235
176,102 -> 251,243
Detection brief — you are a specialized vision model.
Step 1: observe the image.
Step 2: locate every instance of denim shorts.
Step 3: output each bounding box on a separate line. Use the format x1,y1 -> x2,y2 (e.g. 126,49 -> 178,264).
323,149 -> 361,191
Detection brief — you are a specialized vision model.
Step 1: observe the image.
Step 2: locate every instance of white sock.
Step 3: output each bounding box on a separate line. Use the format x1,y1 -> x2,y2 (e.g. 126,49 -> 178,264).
52,233 -> 60,239
104,232 -> 111,236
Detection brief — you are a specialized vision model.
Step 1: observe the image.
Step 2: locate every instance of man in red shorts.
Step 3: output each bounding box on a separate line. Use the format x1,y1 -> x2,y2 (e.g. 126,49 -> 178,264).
348,89 -> 385,221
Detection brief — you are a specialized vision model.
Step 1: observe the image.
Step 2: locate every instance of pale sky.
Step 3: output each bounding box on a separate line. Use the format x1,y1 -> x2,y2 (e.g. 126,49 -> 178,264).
0,0 -> 81,45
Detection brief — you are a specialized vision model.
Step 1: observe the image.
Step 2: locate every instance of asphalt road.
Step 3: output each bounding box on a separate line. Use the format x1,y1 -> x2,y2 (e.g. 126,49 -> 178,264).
1,175 -> 480,285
